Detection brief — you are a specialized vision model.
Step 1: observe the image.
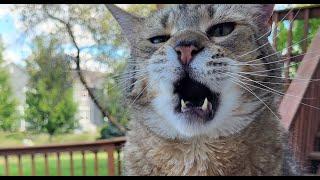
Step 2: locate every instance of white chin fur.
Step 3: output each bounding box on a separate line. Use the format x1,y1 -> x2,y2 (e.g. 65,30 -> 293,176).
150,79 -> 259,140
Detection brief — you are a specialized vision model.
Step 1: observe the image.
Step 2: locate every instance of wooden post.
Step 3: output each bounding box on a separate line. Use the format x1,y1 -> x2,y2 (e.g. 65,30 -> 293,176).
272,12 -> 279,50
44,153 -> 50,176
117,149 -> 121,175
107,146 -> 115,176
31,154 -> 36,176
4,155 -> 9,176
303,9 -> 310,53
57,152 -> 61,176
284,11 -> 294,90
18,155 -> 23,176
94,151 -> 99,176
70,152 -> 74,176
82,151 -> 86,176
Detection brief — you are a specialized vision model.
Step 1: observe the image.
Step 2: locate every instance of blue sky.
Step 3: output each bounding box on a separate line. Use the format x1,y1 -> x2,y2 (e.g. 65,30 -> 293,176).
0,9 -> 31,65
0,4 -> 287,67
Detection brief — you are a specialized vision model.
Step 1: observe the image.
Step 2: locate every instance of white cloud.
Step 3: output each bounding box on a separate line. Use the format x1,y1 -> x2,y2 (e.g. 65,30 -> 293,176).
36,20 -> 59,35
3,49 -> 22,63
0,4 -> 13,18
73,24 -> 96,47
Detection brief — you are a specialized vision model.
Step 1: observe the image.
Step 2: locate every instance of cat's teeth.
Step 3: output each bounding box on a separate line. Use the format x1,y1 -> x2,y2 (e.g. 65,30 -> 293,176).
202,98 -> 209,111
181,99 -> 187,109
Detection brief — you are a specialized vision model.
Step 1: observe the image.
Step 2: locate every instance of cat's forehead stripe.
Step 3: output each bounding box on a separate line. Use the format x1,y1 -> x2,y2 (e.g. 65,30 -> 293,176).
160,13 -> 169,28
153,5 -> 219,29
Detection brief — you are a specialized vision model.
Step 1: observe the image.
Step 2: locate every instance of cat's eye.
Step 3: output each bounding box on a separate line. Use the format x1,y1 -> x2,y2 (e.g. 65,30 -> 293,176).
148,35 -> 170,44
206,22 -> 236,37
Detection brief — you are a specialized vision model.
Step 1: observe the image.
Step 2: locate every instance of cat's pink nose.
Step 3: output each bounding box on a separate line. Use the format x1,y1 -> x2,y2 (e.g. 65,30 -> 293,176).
174,45 -> 200,65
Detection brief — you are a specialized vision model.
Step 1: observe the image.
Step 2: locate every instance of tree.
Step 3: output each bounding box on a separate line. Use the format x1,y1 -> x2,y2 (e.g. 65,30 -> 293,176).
15,4 -> 157,136
0,37 -> 19,131
25,36 -> 77,138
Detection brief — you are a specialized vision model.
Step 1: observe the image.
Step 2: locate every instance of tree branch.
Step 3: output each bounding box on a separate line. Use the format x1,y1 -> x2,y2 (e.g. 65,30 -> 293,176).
43,5 -> 127,133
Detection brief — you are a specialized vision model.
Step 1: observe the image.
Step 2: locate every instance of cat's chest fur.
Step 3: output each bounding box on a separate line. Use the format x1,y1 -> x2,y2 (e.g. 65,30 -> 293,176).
123,116 -> 284,176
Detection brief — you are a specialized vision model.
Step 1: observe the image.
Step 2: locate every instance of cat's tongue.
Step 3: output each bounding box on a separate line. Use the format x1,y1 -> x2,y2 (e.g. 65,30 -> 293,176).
180,98 -> 213,119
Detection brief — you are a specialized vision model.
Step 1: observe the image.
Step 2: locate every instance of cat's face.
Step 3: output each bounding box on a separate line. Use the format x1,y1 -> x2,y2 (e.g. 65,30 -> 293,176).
107,4 -> 281,139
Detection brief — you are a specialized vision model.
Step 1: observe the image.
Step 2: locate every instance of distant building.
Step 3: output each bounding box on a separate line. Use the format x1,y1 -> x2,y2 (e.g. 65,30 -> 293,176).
7,63 -> 29,131
71,70 -> 105,133
6,63 -> 105,133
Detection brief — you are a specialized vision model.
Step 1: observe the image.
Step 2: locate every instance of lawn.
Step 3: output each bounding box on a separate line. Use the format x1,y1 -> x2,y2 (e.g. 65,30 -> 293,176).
0,131 -> 100,148
0,152 -> 121,176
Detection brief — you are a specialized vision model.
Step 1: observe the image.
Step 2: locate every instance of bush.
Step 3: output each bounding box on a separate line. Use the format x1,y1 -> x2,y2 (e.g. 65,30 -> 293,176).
99,122 -> 125,139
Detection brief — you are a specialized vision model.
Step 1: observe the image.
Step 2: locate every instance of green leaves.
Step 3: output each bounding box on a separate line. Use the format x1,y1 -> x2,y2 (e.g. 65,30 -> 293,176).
25,37 -> 78,136
0,38 -> 19,131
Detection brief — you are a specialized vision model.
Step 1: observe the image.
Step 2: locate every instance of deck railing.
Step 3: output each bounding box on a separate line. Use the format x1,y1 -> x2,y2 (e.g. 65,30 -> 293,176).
0,137 -> 126,176
272,5 -> 320,89
275,5 -> 320,174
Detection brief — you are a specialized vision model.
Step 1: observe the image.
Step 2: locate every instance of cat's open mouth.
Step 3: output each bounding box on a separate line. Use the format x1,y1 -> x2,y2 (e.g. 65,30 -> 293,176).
173,75 -> 220,122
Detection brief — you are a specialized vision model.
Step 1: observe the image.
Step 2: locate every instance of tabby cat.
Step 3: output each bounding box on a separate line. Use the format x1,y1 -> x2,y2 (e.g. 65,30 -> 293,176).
106,4 -> 301,176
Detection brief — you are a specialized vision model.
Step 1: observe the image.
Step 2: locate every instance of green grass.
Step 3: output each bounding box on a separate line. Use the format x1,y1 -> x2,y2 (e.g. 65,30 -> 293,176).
0,131 -> 100,148
0,152 -> 122,176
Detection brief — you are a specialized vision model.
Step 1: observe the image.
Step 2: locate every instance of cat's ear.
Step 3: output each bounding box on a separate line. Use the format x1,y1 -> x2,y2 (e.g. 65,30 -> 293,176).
261,4 -> 275,26
256,4 -> 275,27
105,4 -> 143,43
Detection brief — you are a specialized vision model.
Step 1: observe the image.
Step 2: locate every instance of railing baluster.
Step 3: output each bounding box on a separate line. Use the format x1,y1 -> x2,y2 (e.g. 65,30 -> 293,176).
94,151 -> 99,176
81,151 -> 86,176
70,152 -> 74,176
4,155 -> 9,176
31,154 -> 36,176
287,11 -> 294,58
57,152 -> 61,176
18,155 -> 23,176
272,12 -> 279,49
107,146 -> 115,176
303,9 -> 310,53
44,153 -> 50,176
117,149 -> 121,175
284,10 -> 294,89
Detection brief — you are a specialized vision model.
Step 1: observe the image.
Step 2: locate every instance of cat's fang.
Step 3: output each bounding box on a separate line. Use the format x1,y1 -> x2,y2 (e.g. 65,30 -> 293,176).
181,99 -> 187,109
202,98 -> 208,111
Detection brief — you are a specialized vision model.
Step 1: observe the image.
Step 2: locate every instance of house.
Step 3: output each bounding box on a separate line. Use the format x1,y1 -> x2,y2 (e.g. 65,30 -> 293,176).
6,62 -> 105,133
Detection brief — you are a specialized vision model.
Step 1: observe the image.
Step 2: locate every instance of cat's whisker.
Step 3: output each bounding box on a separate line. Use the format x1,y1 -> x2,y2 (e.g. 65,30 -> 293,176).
240,33 -> 314,64
113,70 -> 148,79
235,54 -> 320,74
232,50 -> 319,66
227,77 -> 281,122
237,70 -> 320,82
110,74 -> 148,90
112,74 -> 147,84
114,74 -> 146,83
129,78 -> 158,107
226,73 -> 320,111
116,77 -> 149,93
226,72 -> 317,100
108,69 -> 148,79
234,8 -> 301,60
